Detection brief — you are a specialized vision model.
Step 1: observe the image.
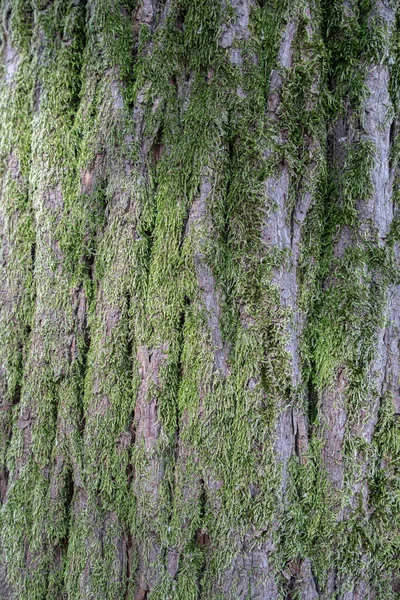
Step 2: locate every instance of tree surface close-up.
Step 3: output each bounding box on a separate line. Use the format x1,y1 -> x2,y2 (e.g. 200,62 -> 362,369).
0,0 -> 399,598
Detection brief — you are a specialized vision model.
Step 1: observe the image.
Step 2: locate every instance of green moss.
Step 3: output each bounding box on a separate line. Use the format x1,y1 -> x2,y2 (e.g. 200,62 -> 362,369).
1,0 -> 399,598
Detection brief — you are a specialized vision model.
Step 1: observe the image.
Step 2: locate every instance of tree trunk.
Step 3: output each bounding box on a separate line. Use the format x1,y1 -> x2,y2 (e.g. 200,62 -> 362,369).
0,1 -> 399,598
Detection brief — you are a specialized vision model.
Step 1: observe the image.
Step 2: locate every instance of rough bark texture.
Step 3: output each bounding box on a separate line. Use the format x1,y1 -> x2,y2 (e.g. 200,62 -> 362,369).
0,1 -> 399,599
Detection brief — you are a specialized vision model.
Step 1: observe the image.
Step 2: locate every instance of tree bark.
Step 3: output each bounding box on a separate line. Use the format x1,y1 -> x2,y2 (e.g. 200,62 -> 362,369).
0,1 -> 399,599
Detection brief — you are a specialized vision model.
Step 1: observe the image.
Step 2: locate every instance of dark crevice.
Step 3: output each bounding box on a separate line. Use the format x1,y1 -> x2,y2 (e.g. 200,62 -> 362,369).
196,478 -> 208,594
77,307 -> 90,437
294,415 -> 301,458
24,319 -> 32,339
126,292 -> 134,364
31,241 -> 36,271
124,532 -> 134,599
84,249 -> 95,282
143,228 -> 153,240
284,577 -> 297,600
6,339 -> 24,412
196,529 -> 210,549
121,7 -> 140,112
123,289 -> 136,600
77,406 -> 86,437
0,466 -> 9,504
141,223 -> 155,284
289,190 -> 296,251
283,559 -> 303,600
178,205 -> 191,251
389,118 -> 398,172
306,378 -> 318,438
152,125 -> 164,165
12,381 -> 21,408
312,565 -> 321,595
53,467 -> 74,569
126,458 -> 134,486
173,294 -> 190,460
125,289 -> 136,464
137,201 -> 158,349
76,284 -> 91,437
178,295 -> 190,332
163,291 -> 192,585
332,569 -> 338,594
175,5 -> 189,32
173,408 -> 181,468
67,0 -> 88,127
33,81 -> 42,112
3,7 -> 12,36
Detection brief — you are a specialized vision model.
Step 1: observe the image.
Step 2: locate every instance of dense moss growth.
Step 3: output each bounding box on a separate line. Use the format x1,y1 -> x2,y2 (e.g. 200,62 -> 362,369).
0,1 -> 399,599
